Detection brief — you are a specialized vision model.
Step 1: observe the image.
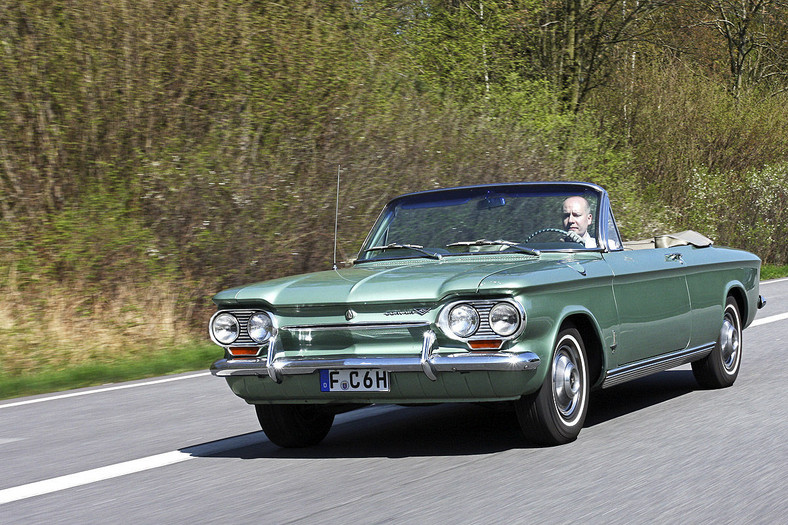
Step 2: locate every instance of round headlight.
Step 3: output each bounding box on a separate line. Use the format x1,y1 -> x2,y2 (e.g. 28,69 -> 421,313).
448,304 -> 480,338
248,312 -> 274,343
212,313 -> 239,344
489,302 -> 520,336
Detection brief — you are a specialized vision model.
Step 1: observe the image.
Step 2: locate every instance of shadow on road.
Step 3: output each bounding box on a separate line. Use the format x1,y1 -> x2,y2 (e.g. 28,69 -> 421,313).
585,368 -> 698,427
187,369 -> 699,459
193,403 -> 527,459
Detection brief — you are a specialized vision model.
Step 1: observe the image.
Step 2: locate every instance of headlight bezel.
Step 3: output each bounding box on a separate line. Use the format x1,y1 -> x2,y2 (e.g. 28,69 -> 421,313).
209,309 -> 278,351
248,311 -> 275,344
489,302 -> 520,337
447,304 -> 481,338
438,298 -> 526,345
210,312 -> 240,345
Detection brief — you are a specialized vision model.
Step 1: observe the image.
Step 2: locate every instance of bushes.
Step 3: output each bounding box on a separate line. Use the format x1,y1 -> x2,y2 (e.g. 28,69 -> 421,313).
685,164 -> 788,264
592,58 -> 788,256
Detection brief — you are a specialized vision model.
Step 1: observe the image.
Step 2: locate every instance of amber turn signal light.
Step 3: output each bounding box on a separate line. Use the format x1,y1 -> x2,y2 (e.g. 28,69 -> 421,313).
468,340 -> 503,350
228,347 -> 260,356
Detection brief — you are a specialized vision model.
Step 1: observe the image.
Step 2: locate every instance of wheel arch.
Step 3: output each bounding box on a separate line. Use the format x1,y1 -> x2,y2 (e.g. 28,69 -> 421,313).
559,312 -> 605,389
725,283 -> 747,325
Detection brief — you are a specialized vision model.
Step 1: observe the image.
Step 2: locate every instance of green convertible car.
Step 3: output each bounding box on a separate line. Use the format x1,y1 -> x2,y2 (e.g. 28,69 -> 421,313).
209,182 -> 765,447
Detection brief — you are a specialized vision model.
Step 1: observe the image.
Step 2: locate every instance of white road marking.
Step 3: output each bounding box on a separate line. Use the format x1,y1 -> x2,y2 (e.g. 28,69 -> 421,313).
0,451 -> 193,505
0,432 -> 266,505
0,372 -> 211,410
760,277 -> 788,285
0,405 -> 401,505
750,312 -> 788,327
0,438 -> 23,445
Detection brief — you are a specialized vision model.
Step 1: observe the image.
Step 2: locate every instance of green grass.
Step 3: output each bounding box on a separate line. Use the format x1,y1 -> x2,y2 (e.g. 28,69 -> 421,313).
761,264 -> 788,281
0,342 -> 220,401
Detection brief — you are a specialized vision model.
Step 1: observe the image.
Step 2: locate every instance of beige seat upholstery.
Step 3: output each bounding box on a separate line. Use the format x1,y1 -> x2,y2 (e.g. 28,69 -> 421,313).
623,230 -> 713,251
622,238 -> 655,250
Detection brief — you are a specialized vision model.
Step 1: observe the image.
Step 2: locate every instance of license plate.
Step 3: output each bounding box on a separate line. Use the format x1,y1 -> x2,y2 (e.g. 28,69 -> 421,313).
319,369 -> 390,392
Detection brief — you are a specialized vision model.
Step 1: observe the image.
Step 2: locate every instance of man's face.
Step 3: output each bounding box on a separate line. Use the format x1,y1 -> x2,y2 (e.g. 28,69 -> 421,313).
562,197 -> 592,237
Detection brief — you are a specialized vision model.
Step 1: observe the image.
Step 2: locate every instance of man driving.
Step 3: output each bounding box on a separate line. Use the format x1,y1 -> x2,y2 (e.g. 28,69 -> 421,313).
562,196 -> 597,248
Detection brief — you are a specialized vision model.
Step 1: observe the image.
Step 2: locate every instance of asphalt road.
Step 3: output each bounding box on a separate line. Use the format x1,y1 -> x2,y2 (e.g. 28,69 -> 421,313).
2,280 -> 787,523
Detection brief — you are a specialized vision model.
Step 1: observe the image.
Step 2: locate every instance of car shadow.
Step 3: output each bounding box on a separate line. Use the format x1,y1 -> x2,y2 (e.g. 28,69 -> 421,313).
584,368 -> 698,427
193,403 -> 527,459
187,369 -> 699,459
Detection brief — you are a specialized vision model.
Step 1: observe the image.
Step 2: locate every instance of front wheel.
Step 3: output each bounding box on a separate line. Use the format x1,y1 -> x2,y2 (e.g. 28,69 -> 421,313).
255,404 -> 335,448
692,296 -> 742,389
515,327 -> 589,446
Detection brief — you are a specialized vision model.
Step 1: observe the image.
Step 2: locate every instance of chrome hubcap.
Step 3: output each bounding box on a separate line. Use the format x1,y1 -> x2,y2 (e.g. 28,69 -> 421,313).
553,347 -> 582,418
720,311 -> 740,372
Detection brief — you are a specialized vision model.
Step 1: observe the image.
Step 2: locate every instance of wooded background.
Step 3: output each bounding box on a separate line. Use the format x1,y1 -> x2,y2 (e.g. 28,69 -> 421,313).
2,0 -> 787,374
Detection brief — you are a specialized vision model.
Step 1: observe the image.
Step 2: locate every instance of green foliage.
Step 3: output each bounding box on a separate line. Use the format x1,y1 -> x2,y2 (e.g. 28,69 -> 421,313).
761,264 -> 788,281
592,57 -> 788,246
685,163 -> 788,264
624,65 -> 788,193
399,0 -> 524,102
0,191 -> 175,291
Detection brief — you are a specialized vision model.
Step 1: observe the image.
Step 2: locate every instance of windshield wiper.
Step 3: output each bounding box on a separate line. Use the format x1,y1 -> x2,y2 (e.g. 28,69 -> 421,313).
446,239 -> 540,256
362,243 -> 443,260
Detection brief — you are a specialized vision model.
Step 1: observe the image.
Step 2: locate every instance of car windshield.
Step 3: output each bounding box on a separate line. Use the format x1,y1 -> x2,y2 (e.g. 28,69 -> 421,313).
357,183 -> 604,262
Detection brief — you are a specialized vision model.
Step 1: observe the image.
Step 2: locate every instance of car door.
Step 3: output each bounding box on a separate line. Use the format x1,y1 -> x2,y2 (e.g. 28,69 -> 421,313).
604,248 -> 692,366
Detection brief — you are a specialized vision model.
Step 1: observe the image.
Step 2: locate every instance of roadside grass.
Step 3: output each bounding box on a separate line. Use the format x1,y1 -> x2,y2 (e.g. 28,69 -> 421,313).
761,264 -> 788,281
0,342 -> 219,401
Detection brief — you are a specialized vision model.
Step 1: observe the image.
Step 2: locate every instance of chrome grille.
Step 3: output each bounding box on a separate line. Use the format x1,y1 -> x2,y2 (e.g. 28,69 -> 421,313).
470,302 -> 497,339
228,310 -> 258,345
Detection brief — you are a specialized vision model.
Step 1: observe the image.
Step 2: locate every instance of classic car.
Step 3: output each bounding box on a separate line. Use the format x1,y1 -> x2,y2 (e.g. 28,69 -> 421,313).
209,182 -> 765,447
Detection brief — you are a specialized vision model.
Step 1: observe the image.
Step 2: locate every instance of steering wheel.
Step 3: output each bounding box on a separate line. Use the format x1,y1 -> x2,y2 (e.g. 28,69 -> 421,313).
524,228 -> 583,244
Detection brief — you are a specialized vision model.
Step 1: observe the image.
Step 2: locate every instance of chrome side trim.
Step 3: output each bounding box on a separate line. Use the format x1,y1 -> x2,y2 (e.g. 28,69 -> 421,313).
602,343 -> 715,388
758,295 -> 766,309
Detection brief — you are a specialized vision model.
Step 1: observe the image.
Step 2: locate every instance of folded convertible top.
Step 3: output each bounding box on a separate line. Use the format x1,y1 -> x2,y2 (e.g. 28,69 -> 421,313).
624,230 -> 714,250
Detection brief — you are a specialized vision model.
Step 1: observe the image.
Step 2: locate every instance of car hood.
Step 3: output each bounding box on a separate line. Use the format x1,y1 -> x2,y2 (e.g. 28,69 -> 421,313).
213,256 -> 593,307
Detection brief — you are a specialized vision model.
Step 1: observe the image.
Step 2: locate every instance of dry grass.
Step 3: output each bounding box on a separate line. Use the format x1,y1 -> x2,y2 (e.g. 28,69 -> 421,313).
0,273 -> 204,376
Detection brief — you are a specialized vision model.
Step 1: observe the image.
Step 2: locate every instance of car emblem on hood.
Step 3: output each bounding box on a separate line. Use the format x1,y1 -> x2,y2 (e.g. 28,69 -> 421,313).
345,309 -> 356,321
384,307 -> 430,316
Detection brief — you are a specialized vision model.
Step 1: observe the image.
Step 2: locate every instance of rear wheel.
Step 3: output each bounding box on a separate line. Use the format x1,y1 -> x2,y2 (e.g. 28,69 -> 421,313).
692,296 -> 742,389
516,327 -> 589,445
255,404 -> 334,448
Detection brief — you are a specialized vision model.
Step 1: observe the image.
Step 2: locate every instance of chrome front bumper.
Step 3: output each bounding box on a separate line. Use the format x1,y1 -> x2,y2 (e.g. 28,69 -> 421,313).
210,329 -> 540,383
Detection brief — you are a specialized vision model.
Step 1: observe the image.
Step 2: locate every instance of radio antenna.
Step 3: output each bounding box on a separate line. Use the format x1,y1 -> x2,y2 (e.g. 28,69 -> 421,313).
332,165 -> 341,270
